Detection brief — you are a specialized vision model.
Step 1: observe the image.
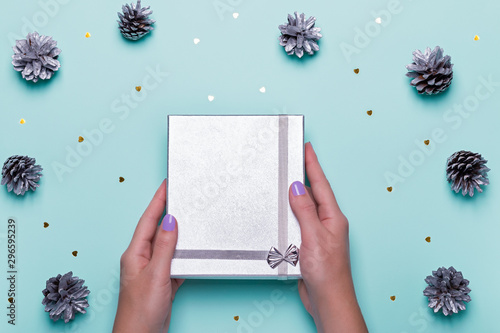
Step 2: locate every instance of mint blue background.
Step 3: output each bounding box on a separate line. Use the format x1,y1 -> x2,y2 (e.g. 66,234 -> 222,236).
1,0 -> 499,332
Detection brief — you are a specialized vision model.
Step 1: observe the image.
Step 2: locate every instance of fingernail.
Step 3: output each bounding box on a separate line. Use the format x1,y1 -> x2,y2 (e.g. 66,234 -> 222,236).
291,181 -> 306,196
162,214 -> 176,231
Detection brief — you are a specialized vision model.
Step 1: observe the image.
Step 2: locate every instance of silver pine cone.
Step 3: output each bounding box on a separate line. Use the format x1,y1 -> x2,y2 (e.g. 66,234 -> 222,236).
406,46 -> 453,95
446,150 -> 489,197
278,12 -> 322,58
42,271 -> 90,323
118,0 -> 155,41
423,266 -> 471,316
1,155 -> 43,196
12,32 -> 61,83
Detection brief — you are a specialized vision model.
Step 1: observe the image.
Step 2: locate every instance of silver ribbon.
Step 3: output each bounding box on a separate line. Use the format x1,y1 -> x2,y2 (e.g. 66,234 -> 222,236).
267,244 -> 299,269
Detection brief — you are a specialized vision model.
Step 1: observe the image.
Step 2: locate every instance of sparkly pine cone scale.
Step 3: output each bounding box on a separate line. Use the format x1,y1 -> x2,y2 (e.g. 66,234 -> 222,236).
42,272 -> 90,323
423,266 -> 471,316
446,150 -> 489,196
12,32 -> 61,82
278,12 -> 322,58
406,46 -> 453,95
1,155 -> 43,196
118,0 -> 155,41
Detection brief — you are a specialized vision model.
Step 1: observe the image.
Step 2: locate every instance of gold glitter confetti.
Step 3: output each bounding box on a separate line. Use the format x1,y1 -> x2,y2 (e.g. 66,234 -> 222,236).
474,35 -> 480,41
119,177 -> 125,183
367,110 -> 373,116
85,32 -> 91,38
8,297 -> 14,303
424,140 -> 430,145
234,316 -> 239,321
135,86 -> 142,92
390,296 -> 396,301
20,119 -> 25,124
354,68 -> 360,74
387,186 -> 393,192
425,236 -> 431,243
78,136 -> 84,143
44,222 -> 49,228
72,251 -> 78,257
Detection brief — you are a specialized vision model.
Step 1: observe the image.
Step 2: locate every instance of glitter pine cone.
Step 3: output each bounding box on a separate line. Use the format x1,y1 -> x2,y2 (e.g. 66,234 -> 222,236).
12,32 -> 61,83
423,266 -> 471,316
1,155 -> 43,196
42,271 -> 90,323
446,150 -> 489,197
118,0 -> 155,41
278,12 -> 322,58
406,46 -> 453,95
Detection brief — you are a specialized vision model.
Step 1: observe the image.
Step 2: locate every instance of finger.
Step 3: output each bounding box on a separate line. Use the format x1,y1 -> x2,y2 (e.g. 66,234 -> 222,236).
128,179 -> 167,258
171,279 -> 185,301
289,180 -> 323,247
305,142 -> 344,223
149,214 -> 178,278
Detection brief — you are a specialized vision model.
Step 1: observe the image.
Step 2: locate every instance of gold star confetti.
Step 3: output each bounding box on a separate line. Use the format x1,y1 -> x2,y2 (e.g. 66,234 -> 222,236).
234,316 -> 239,321
424,140 -> 430,145
85,32 -> 91,38
119,177 -> 125,183
8,297 -> 13,303
78,136 -> 84,143
390,296 -> 396,301
72,251 -> 78,257
135,86 -> 142,92
367,110 -> 373,116
44,222 -> 49,228
387,186 -> 393,192
20,118 -> 25,124
354,68 -> 360,74
425,236 -> 431,243
474,35 -> 480,41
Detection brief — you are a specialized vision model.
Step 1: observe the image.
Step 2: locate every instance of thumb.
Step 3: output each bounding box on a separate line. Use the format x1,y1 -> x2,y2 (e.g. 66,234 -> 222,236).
150,214 -> 178,277
289,181 -> 322,247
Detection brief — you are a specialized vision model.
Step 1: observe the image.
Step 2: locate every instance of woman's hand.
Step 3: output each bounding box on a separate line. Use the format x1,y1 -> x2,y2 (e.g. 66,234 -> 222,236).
113,180 -> 184,333
289,143 -> 367,333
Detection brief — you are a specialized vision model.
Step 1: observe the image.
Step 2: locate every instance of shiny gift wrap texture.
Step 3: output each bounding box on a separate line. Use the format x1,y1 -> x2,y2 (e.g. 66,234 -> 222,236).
167,115 -> 304,278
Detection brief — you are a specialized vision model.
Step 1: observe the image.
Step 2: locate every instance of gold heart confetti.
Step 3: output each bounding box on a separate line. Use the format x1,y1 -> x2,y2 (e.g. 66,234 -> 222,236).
193,38 -> 200,45
354,68 -> 360,74
425,236 -> 431,243
135,86 -> 142,92
119,177 -> 125,183
78,136 -> 84,143
208,95 -> 215,102
233,12 -> 239,19
72,251 -> 78,257
85,32 -> 91,38
390,296 -> 396,301
44,222 -> 49,228
259,87 -> 266,93
387,186 -> 393,192
367,110 -> 373,116
8,297 -> 13,303
20,118 -> 25,124
234,316 -> 239,321
474,35 -> 480,41
424,140 -> 430,145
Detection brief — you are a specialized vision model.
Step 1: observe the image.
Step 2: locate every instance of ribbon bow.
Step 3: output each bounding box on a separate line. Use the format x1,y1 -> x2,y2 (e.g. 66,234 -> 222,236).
267,244 -> 299,269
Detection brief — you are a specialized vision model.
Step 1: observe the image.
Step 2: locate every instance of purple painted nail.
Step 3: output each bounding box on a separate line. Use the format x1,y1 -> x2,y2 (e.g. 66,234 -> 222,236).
291,181 -> 306,196
162,214 -> 176,231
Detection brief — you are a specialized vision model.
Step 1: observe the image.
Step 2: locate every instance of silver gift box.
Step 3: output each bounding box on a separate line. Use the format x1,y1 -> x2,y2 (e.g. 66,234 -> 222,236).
167,115 -> 304,279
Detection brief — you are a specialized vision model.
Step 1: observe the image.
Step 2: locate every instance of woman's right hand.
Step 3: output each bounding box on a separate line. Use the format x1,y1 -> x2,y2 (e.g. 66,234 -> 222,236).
289,142 -> 368,333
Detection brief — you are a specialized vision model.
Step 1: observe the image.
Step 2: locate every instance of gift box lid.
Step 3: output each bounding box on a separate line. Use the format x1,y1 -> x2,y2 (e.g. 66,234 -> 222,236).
167,115 -> 304,279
